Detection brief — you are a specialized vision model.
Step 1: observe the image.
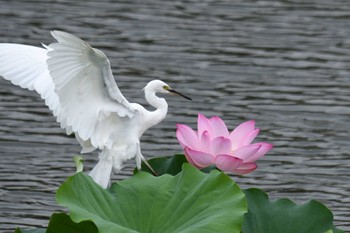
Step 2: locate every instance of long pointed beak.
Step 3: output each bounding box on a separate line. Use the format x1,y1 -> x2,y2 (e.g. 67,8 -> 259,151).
168,89 -> 192,100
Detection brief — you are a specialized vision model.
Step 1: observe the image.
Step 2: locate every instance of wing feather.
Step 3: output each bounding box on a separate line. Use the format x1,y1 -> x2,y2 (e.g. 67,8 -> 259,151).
0,31 -> 136,150
48,31 -> 135,143
0,43 -> 59,109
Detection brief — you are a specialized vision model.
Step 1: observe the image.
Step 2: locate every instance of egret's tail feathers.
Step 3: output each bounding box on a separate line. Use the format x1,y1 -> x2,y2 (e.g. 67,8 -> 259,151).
89,155 -> 113,189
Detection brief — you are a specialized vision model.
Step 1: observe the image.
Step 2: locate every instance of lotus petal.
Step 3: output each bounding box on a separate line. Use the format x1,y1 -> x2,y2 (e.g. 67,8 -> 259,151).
198,113 -> 213,137
209,116 -> 229,137
245,143 -> 273,163
215,154 -> 243,172
234,162 -> 257,175
176,124 -> 200,149
230,120 -> 255,149
199,130 -> 211,152
233,144 -> 261,162
210,136 -> 232,155
185,147 -> 214,168
239,128 -> 260,148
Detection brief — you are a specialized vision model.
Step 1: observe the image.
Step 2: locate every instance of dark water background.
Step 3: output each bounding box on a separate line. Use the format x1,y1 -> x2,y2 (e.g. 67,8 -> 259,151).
0,0 -> 349,231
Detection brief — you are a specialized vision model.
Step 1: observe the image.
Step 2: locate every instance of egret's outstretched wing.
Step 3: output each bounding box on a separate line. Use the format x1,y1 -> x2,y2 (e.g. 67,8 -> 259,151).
0,31 -> 135,150
0,43 -> 62,119
47,31 -> 135,144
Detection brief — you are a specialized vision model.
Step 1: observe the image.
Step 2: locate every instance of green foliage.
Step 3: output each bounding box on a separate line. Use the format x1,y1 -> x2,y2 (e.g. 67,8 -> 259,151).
135,154 -> 217,176
73,156 -> 84,173
14,213 -> 97,233
144,155 -> 344,232
14,228 -> 45,233
57,164 -> 247,233
242,188 -> 344,233
46,213 -> 97,233
134,154 -> 188,175
14,155 -> 345,233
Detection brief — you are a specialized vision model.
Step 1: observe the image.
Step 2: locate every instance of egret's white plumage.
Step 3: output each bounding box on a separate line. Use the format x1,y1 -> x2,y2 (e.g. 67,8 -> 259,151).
0,31 -> 191,188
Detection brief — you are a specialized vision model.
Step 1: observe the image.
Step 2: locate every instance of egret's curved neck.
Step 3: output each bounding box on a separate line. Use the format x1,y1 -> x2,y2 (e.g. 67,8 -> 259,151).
145,90 -> 168,114
143,90 -> 168,128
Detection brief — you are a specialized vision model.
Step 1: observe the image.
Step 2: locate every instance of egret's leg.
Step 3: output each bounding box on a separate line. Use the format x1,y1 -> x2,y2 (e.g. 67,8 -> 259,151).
141,155 -> 158,176
135,150 -> 142,170
136,143 -> 158,176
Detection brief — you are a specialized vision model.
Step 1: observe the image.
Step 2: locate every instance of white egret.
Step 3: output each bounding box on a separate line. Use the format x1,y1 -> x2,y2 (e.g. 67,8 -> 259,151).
0,31 -> 191,188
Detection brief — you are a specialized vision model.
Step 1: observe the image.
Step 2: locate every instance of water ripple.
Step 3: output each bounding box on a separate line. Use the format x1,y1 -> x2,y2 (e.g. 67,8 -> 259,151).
0,0 -> 349,231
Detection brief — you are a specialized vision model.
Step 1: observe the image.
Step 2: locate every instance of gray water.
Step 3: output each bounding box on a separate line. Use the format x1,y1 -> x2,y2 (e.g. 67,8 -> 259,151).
0,0 -> 349,232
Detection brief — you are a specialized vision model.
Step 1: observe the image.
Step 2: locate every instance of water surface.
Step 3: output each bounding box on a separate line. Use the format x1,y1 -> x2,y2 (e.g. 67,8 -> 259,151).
0,0 -> 349,231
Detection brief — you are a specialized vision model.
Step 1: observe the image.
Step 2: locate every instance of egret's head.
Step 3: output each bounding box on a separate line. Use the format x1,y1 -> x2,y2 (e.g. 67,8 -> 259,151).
144,80 -> 192,100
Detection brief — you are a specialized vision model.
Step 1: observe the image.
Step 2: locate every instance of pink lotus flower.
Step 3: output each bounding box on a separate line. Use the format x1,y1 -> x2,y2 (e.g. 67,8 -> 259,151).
176,114 -> 273,174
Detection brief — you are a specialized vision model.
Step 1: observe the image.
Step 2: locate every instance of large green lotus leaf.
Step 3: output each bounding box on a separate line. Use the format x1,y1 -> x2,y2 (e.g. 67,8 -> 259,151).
242,188 -> 344,233
57,164 -> 247,233
135,154 -> 217,176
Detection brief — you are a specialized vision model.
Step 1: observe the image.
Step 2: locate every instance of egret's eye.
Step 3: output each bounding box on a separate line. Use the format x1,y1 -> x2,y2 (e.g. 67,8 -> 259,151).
163,85 -> 170,90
